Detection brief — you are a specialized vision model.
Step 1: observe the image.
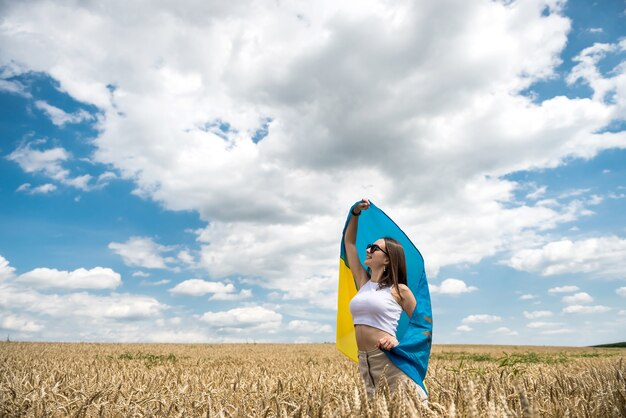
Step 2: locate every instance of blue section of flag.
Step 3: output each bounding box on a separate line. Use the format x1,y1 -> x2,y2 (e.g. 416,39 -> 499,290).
341,201 -> 432,393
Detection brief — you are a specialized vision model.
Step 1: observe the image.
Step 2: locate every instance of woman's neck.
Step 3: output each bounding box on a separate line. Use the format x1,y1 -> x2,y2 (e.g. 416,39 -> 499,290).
370,269 -> 384,283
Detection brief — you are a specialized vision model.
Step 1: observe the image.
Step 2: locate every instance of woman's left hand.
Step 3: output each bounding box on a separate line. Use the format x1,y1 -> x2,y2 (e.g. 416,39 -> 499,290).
377,335 -> 399,351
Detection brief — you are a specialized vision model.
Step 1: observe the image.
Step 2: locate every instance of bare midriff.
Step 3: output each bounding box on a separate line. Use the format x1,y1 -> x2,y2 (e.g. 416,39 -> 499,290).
355,324 -> 395,351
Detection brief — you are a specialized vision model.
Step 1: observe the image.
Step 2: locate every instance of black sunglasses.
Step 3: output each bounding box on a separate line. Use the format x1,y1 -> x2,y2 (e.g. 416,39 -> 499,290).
366,243 -> 388,256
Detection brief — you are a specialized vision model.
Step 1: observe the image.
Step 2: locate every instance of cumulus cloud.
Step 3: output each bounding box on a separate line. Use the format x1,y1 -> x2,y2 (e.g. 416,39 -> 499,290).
456,325 -> 472,332
6,142 -> 93,191
462,314 -> 501,324
144,330 -> 211,344
616,287 -> 626,297
168,279 -> 235,296
287,320 -> 332,334
526,321 -> 562,328
209,289 -> 252,301
7,142 -> 70,178
548,285 -> 580,293
0,314 -> 43,332
0,283 -> 167,320
34,100 -> 94,126
561,292 -> 593,305
505,236 -> 626,278
16,183 -> 57,194
540,328 -> 573,335
16,266 -> 121,289
0,78 -> 30,96
0,256 -> 203,341
0,0 -> 623,297
562,305 -> 611,314
200,306 -> 282,329
140,279 -> 170,286
489,327 -> 518,336
519,294 -> 537,300
429,278 -> 478,295
177,250 -> 196,267
0,255 -> 16,281
2,0 -> 626,345
109,236 -> 173,269
523,310 -> 553,319
567,42 -> 619,103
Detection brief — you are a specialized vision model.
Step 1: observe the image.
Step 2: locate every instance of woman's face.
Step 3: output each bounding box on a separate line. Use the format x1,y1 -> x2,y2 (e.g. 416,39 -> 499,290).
364,238 -> 389,269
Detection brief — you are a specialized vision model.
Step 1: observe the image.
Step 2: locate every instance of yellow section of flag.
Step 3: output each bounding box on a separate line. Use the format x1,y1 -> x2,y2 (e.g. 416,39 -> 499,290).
335,258 -> 358,363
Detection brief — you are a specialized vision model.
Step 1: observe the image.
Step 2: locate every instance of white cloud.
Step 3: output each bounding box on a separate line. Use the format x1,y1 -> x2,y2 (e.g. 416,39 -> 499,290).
209,289 -> 252,301
64,174 -> 92,190
177,250 -> 195,266
561,292 -> 593,305
0,283 -> 167,320
429,278 -> 478,295
456,325 -> 472,332
132,271 -> 150,277
548,285 -> 580,293
506,236 -> 626,278
31,183 -> 57,194
619,310 -> 626,316
526,321 -> 562,328
168,279 -> 235,296
6,142 -> 93,191
139,279 -> 170,286
462,314 -> 502,324
72,293 -> 167,320
0,314 -> 43,332
540,328 -> 573,335
109,236 -> 172,269
1,0 -> 623,296
34,100 -> 94,126
200,306 -> 282,328
2,0 -> 626,345
523,310 -> 553,319
16,183 -> 57,194
0,257 -> 198,341
16,266 -> 121,289
519,294 -> 537,300
0,255 -> 16,281
563,305 -> 611,314
287,320 -> 332,334
567,42 -> 619,103
489,327 -> 518,336
144,330 -> 211,343
526,185 -> 547,200
616,287 -> 626,297
7,142 -> 70,178
0,78 -> 30,96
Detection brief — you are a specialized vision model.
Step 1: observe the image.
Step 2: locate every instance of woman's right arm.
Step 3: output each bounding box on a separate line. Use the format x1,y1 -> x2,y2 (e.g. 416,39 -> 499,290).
344,199 -> 370,289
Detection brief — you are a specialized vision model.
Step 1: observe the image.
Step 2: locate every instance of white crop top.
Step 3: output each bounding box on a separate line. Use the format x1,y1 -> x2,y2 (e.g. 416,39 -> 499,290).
349,280 -> 403,336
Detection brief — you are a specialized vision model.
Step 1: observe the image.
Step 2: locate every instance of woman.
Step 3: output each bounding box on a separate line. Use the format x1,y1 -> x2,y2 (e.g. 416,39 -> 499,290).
345,199 -> 428,401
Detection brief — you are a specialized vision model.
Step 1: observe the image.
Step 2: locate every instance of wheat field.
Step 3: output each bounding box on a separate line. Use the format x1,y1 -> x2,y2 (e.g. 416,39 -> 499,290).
1,342 -> 624,417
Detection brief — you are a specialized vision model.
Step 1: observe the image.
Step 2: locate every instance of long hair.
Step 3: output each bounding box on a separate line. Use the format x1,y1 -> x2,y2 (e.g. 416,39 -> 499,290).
377,237 -> 407,300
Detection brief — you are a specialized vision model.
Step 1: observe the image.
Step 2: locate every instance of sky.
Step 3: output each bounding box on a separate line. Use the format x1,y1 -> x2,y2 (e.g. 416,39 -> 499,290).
0,0 -> 625,346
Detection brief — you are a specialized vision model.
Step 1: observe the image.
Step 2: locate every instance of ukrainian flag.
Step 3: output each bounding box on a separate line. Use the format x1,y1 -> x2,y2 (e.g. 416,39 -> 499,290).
336,201 -> 433,393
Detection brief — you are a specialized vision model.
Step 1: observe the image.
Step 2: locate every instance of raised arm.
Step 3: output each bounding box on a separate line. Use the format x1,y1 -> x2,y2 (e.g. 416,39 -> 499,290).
344,199 -> 370,289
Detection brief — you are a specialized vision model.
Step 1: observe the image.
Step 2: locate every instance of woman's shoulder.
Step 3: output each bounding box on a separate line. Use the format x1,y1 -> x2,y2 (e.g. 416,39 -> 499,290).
397,283 -> 410,292
390,283 -> 410,295
397,283 -> 415,297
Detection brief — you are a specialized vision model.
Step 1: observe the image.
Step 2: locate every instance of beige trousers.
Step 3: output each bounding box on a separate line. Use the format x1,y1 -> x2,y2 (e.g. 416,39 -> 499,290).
358,348 -> 428,401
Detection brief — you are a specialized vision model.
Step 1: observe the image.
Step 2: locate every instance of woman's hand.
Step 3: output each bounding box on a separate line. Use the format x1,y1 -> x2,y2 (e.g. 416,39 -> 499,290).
377,335 -> 399,351
352,198 -> 370,216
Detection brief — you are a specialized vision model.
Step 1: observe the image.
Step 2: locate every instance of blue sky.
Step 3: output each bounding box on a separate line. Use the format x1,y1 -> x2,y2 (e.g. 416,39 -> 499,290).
1,0 -> 625,345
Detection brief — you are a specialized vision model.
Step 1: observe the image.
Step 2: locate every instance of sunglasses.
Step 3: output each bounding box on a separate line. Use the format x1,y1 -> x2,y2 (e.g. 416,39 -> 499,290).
366,243 -> 388,256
